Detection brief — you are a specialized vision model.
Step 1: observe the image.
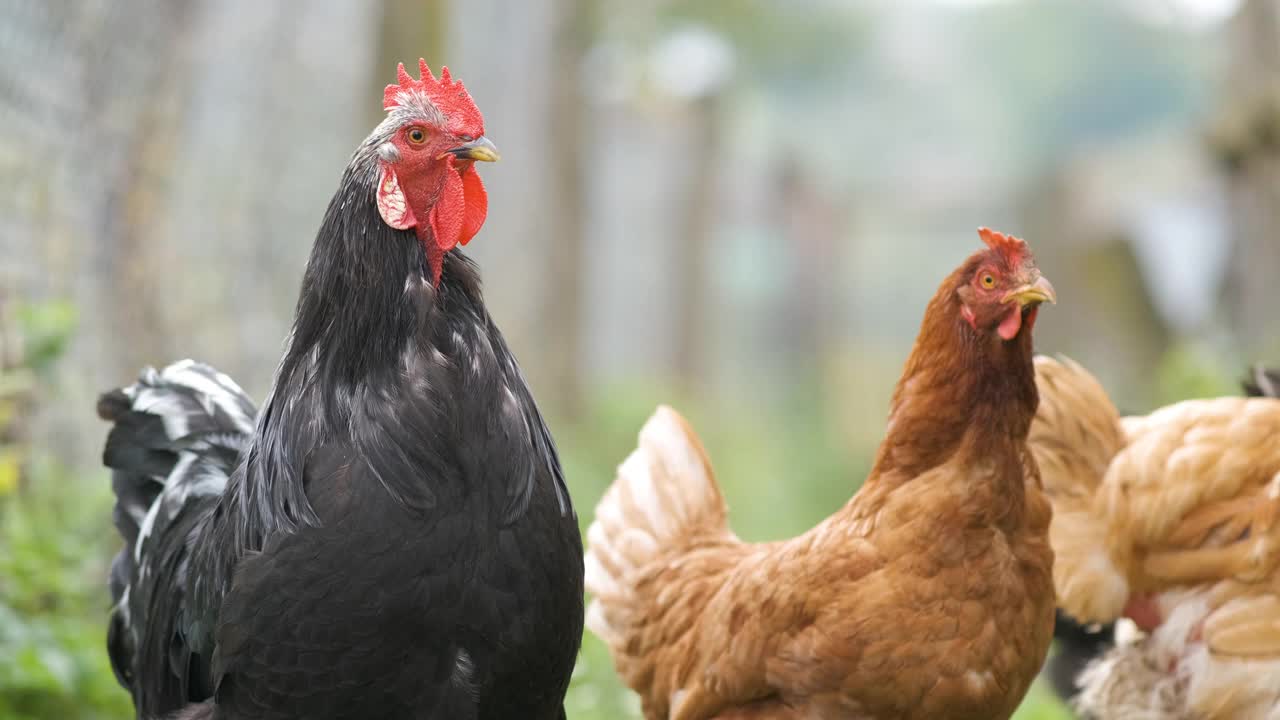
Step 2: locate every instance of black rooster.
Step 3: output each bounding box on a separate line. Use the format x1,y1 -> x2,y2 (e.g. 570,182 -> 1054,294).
100,61 -> 584,720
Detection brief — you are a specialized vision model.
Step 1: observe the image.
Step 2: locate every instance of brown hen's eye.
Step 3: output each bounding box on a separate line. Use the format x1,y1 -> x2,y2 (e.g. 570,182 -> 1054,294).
407,128 -> 427,144
981,275 -> 996,288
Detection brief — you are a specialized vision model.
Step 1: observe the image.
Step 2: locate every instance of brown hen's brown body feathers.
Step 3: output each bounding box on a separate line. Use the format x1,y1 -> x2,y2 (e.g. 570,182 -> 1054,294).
585,240 -> 1056,720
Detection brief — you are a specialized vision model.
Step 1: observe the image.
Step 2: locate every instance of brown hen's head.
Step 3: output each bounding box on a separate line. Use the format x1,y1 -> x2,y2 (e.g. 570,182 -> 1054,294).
955,227 -> 1056,342
372,60 -> 498,282
879,227 -> 1056,477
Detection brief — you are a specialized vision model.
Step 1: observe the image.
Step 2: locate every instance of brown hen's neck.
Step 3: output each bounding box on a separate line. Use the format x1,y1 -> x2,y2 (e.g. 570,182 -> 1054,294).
868,266 -> 1039,494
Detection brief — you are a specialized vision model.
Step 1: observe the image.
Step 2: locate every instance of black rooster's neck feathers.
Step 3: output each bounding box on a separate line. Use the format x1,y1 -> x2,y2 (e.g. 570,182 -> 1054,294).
284,162 -> 482,385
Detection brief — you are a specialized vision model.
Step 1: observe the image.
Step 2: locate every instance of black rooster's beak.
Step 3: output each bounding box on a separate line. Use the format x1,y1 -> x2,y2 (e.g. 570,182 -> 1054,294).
447,136 -> 500,163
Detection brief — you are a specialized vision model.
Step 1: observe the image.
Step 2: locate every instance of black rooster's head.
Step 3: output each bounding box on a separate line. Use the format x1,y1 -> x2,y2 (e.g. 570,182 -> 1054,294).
365,60 -> 499,283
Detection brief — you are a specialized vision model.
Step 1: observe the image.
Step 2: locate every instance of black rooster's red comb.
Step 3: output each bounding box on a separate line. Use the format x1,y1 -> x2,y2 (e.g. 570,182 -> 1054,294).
383,60 -> 484,137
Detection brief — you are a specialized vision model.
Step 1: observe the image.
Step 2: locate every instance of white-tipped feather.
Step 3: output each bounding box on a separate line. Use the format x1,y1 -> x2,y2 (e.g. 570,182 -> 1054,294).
135,453 -> 198,564
585,600 -> 617,645
160,359 -> 255,432
583,405 -> 728,644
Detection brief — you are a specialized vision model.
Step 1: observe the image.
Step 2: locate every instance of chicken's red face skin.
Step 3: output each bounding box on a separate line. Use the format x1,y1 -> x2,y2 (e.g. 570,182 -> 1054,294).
956,227 -> 1057,343
375,61 -> 496,285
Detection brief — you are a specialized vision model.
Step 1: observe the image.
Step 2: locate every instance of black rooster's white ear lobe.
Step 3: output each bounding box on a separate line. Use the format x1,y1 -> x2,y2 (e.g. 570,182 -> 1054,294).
376,166 -> 415,231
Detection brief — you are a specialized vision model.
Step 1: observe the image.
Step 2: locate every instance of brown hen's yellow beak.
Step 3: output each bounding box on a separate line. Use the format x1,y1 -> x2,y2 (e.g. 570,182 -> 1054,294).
1003,275 -> 1057,307
447,136 -> 500,163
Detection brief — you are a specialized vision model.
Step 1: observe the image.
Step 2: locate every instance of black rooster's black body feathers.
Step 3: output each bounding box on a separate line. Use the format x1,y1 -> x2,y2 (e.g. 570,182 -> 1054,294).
102,159 -> 583,719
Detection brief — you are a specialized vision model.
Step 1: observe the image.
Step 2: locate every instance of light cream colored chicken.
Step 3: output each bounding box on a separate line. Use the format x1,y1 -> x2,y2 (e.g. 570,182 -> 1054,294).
1031,356 -> 1280,719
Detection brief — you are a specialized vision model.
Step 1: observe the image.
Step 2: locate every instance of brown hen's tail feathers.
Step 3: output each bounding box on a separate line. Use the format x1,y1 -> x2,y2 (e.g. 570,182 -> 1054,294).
584,406 -> 730,646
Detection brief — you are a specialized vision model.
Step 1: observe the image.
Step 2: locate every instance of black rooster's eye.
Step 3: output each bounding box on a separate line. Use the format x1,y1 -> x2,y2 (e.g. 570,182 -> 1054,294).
981,274 -> 996,288
407,127 -> 428,145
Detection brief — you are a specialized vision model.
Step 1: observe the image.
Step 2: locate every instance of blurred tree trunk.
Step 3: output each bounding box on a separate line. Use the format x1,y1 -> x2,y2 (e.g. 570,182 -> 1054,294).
1021,172 -> 1171,409
1211,0 -> 1280,358
672,94 -> 724,395
772,157 -> 848,383
541,0 -> 594,419
91,1 -> 196,378
372,0 -> 448,127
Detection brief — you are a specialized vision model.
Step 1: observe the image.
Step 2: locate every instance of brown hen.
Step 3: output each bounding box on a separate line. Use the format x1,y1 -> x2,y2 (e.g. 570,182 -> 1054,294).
584,229 -> 1058,720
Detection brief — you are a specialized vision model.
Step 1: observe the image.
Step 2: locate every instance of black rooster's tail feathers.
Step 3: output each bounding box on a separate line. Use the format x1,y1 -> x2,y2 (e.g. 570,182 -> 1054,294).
100,360 -> 256,706
1244,366 -> 1280,399
99,361 -> 254,551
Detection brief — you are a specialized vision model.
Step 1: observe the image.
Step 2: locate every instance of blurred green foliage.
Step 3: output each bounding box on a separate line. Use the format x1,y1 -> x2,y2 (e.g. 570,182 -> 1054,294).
1151,342 -> 1241,405
0,464 -> 131,720
14,302 -> 77,377
0,300 -> 132,720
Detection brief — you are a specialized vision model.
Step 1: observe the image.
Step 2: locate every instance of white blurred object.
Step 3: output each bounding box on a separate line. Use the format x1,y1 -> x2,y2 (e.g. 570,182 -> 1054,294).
1125,0 -> 1245,29
648,25 -> 736,100
923,0 -> 1243,31
1130,198 -> 1231,334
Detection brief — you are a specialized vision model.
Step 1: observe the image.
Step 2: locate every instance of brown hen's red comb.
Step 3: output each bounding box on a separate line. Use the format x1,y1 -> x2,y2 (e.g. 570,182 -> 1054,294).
383,59 -> 484,137
977,227 -> 1028,265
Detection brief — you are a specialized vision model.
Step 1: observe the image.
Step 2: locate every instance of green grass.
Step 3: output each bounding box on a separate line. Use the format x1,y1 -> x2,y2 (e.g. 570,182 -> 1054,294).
1013,682 -> 1074,720
569,635 -> 1075,719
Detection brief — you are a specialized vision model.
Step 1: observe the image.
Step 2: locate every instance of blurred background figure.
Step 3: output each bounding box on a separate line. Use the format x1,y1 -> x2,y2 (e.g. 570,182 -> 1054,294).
0,0 -> 1274,718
